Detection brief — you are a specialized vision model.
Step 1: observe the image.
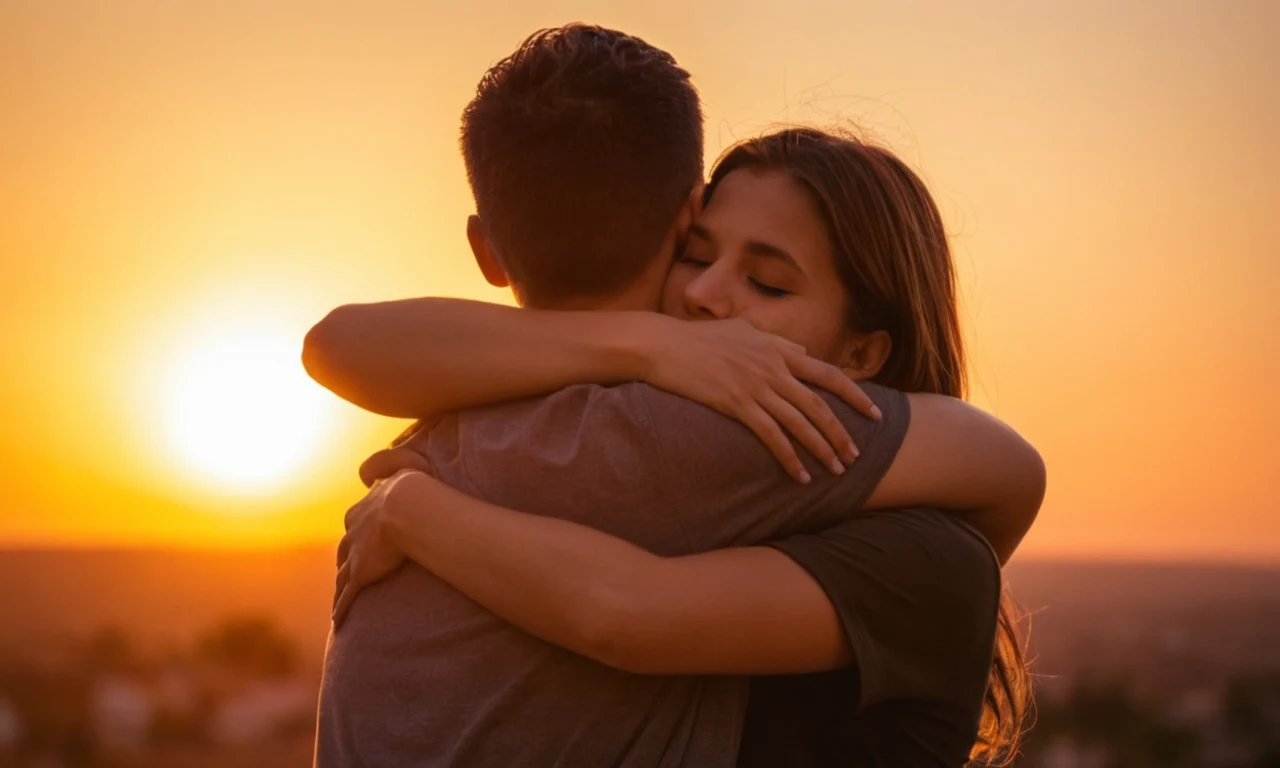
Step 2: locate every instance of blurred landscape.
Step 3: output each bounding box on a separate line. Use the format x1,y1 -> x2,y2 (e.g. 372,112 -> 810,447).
1,551 -> 1278,767
2,0 -> 1276,765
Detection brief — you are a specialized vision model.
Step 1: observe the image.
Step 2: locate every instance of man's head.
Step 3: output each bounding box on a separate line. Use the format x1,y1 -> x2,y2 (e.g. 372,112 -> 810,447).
460,24 -> 704,309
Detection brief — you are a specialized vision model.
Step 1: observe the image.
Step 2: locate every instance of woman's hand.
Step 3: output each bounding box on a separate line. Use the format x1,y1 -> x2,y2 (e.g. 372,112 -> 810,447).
640,316 -> 880,483
359,444 -> 433,488
333,469 -> 425,627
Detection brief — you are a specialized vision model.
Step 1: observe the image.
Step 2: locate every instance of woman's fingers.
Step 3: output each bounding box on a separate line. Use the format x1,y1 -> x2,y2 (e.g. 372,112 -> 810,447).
333,586 -> 356,629
774,376 -> 859,466
733,401 -> 810,483
359,447 -> 433,488
336,535 -> 351,569
332,559 -> 352,624
789,356 -> 882,421
769,334 -> 807,356
339,496 -> 370,567
759,390 -> 847,477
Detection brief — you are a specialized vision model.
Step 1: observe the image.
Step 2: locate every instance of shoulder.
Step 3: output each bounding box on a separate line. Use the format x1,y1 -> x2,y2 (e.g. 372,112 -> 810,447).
769,509 -> 1000,708
637,379 -> 910,469
896,511 -> 1001,627
775,509 -> 1000,608
444,383 -> 663,452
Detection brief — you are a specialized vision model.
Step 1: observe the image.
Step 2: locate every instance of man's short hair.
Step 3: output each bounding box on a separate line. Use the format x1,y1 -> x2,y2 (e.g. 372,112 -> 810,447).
461,24 -> 703,306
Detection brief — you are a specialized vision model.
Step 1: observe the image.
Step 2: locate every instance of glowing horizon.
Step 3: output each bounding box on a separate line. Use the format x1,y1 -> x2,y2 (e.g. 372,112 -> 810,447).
0,0 -> 1276,561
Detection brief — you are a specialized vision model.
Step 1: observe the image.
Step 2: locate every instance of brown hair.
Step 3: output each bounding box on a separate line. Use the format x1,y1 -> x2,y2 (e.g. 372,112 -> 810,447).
706,127 -> 1031,765
460,24 -> 703,306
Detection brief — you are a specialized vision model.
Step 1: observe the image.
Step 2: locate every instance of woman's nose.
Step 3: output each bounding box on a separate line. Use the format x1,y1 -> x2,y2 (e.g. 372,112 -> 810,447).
682,267 -> 734,320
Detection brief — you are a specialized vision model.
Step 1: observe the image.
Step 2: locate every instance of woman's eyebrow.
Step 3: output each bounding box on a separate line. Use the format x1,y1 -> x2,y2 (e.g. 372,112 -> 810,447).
744,240 -> 801,271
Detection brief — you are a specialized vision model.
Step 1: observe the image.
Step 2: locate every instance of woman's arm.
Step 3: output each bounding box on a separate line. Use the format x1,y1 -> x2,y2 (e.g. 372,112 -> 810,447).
335,470 -> 851,675
333,397 -> 1042,678
354,389 -> 1045,565
302,298 -> 647,418
303,298 -> 877,482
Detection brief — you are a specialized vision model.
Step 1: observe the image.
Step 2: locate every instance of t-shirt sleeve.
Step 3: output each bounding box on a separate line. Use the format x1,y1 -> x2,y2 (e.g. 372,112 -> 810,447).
769,509 -> 1001,712
633,381 -> 910,550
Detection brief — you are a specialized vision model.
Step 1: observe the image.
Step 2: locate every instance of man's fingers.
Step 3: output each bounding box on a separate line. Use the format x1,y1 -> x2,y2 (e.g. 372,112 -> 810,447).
776,378 -> 858,467
760,391 -> 845,477
737,402 -> 809,483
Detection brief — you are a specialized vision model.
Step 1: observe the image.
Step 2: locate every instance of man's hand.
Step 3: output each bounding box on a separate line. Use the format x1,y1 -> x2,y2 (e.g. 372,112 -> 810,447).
332,469 -> 423,627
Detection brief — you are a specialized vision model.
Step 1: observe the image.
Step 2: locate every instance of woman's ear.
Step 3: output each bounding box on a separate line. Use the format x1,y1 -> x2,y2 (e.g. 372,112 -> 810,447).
467,215 -> 510,289
841,330 -> 892,379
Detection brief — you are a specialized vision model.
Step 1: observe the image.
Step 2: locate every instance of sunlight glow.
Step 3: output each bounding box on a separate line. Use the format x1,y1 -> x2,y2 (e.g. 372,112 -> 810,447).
162,332 -> 335,493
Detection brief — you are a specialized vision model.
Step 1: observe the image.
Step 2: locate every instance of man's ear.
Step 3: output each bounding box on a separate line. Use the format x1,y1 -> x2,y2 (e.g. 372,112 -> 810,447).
840,330 -> 892,380
681,182 -> 705,234
666,182 -> 705,256
689,181 -> 706,218
467,215 -> 509,289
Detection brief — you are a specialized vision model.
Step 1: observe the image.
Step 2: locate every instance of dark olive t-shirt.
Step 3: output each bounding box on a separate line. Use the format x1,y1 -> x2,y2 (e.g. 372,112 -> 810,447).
739,510 -> 1001,767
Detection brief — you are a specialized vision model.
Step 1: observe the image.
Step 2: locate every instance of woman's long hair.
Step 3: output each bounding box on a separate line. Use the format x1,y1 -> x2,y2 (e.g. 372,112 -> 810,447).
706,127 -> 1031,765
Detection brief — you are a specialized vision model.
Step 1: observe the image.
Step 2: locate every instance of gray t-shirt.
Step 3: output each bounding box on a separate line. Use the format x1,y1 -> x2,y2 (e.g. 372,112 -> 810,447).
316,381 -> 908,768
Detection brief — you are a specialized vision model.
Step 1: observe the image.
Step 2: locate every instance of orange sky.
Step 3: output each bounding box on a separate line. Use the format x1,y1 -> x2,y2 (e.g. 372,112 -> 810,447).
0,0 -> 1276,561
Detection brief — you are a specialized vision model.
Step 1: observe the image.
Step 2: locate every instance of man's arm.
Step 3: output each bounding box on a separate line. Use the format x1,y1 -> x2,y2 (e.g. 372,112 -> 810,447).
636,384 -> 1043,563
629,381 -> 912,548
865,394 -> 1046,564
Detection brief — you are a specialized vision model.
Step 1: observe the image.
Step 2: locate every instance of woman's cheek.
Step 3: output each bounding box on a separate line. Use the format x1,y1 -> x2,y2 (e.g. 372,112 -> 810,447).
741,308 -> 787,339
660,274 -> 691,316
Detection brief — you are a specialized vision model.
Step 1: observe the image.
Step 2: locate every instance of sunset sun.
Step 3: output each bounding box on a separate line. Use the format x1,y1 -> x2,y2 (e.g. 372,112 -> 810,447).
162,331 -> 336,492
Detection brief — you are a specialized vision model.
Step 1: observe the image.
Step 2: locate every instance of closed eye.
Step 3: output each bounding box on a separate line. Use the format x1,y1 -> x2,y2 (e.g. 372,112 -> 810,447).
749,278 -> 790,298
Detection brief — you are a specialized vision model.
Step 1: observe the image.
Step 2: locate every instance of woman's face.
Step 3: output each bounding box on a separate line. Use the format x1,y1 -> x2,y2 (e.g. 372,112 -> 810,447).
661,168 -> 856,365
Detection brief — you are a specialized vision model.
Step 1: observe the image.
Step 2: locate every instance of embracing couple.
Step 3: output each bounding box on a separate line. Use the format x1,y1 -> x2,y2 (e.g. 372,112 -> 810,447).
305,23 -> 1044,768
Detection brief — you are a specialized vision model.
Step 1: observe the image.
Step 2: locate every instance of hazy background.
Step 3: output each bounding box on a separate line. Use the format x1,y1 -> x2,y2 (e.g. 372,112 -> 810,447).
2,2 -> 1279,766
3,0 -> 1277,561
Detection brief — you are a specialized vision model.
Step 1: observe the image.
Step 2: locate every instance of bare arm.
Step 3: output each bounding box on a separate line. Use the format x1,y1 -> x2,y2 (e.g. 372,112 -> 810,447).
336,470 -> 850,675
865,394 -> 1046,564
352,387 -> 1044,564
333,389 -> 1041,679
302,298 -> 648,418
303,298 -> 878,481
336,466 -> 1001,678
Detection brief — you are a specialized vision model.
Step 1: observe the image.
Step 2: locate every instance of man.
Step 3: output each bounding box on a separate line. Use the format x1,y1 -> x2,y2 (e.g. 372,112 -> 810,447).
308,24 -> 1034,767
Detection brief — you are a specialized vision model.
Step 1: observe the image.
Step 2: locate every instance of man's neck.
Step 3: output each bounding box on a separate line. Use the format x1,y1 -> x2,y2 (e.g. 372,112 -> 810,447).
528,274 -> 663,313
542,291 -> 654,313
518,248 -> 671,313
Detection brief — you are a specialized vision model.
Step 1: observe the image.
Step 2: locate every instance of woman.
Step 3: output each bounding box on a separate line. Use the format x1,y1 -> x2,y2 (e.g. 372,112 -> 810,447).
312,128 -> 1039,765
